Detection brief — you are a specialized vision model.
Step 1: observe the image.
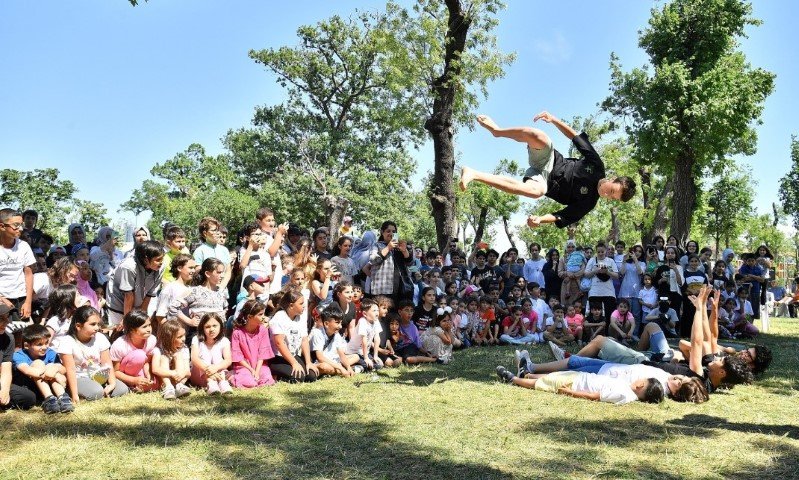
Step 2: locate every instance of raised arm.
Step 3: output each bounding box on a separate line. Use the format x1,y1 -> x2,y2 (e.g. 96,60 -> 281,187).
689,286 -> 710,376
534,111 -> 577,140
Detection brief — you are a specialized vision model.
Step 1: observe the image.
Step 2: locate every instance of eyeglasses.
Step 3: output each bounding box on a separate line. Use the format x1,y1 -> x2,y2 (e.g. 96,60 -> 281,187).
3,223 -> 23,229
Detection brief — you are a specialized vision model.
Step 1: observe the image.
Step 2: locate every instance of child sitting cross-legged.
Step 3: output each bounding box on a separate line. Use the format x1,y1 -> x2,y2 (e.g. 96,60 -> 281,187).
110,310 -> 158,393
542,304 -> 575,348
12,324 -> 72,413
152,319 -> 192,400
231,299 -> 275,388
310,305 -> 360,377
345,298 -> 384,371
58,306 -> 129,405
190,312 -> 233,395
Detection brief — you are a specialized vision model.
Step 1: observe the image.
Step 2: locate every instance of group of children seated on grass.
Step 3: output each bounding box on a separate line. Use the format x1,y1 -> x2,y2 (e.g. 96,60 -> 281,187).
0,206 -> 774,413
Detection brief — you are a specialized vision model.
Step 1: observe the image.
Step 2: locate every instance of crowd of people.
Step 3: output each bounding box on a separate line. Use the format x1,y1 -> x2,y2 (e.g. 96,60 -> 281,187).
0,206 -> 776,412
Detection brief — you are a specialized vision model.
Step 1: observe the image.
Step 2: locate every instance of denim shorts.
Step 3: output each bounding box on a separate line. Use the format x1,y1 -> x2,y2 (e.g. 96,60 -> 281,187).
566,355 -> 611,374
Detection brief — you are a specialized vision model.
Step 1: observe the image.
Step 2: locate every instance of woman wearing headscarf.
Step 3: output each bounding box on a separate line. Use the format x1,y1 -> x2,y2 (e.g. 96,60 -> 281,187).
542,248 -> 562,302
350,230 -> 377,293
721,249 -> 736,281
124,226 -> 151,258
64,223 -> 87,256
89,227 -> 123,287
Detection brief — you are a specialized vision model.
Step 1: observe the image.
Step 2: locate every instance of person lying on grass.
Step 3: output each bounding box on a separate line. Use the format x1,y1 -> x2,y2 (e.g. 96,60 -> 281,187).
671,287 -> 772,375
495,363 -> 664,405
510,348 -> 706,403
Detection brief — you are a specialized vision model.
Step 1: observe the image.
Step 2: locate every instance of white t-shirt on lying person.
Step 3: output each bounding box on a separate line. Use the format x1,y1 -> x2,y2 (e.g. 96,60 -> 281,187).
598,363 -> 671,393
570,372 -> 639,405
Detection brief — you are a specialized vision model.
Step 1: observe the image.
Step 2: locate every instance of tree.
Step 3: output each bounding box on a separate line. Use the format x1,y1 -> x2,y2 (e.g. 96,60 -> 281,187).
383,0 -> 514,252
225,12 -> 424,244
122,144 -> 260,241
71,200 -> 112,240
457,159 -> 522,247
0,168 -> 77,235
778,136 -> 799,229
741,212 -> 789,258
603,0 -> 774,245
701,164 -> 755,257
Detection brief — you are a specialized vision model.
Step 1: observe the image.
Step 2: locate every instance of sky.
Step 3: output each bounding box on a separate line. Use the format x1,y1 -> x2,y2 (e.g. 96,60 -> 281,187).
1,1 -> 798,246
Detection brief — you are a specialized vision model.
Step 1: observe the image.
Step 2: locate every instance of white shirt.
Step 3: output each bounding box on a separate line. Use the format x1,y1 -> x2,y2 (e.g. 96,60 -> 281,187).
586,256 -> 618,298
45,315 -> 71,350
571,372 -> 638,405
523,258 -> 546,287
0,239 -> 35,298
270,310 -> 308,357
309,327 -> 346,363
56,333 -> 111,378
346,317 -> 383,355
598,363 -> 671,393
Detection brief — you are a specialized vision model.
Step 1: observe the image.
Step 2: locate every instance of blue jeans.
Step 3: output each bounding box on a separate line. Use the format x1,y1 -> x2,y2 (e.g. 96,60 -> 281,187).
565,355 -> 611,374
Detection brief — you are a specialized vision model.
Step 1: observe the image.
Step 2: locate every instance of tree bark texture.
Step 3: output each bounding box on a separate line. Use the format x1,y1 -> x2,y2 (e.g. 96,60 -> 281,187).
426,0 -> 470,252
473,207 -> 488,245
669,156 -> 697,246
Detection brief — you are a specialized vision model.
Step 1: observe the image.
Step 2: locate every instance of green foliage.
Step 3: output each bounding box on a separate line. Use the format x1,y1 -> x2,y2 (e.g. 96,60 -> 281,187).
122,145 -> 260,242
381,0 -> 515,128
71,200 -> 111,240
457,159 -> 522,243
701,163 -> 755,250
0,168 -> 78,236
778,136 -> 799,230
226,12 -> 423,231
741,212 -> 790,258
602,0 -> 774,241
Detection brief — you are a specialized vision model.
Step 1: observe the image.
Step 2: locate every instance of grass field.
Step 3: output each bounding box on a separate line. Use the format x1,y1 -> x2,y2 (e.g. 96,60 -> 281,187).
2,318 -> 798,480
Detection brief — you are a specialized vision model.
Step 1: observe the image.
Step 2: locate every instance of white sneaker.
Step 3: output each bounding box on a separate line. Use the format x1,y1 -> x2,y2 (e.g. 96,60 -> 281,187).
353,365 -> 364,374
162,386 -> 176,401
207,379 -> 220,396
219,379 -> 233,395
549,341 -> 565,361
175,383 -> 192,398
515,349 -> 532,376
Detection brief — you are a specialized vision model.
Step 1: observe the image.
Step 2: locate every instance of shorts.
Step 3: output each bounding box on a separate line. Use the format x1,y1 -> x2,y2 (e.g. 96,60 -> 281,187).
523,139 -> 555,190
598,338 -> 647,365
534,371 -> 579,393
394,343 -> 422,359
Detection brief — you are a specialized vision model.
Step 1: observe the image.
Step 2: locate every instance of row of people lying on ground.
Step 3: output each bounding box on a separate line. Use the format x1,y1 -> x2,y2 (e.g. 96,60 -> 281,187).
495,285 -> 771,405
0,288 -> 463,413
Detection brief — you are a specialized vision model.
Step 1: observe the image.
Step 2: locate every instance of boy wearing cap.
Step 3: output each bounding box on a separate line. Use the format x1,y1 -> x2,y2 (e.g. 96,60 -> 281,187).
0,208 -> 35,323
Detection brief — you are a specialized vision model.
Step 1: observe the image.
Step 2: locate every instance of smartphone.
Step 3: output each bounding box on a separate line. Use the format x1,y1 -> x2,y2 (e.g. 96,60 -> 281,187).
392,232 -> 399,242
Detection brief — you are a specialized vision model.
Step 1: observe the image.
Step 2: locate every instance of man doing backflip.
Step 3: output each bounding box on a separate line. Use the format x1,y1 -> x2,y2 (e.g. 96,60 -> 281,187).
460,112 -> 636,228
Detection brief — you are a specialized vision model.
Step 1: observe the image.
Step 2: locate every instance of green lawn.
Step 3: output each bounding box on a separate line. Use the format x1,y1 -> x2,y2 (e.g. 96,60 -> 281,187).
2,318 -> 798,480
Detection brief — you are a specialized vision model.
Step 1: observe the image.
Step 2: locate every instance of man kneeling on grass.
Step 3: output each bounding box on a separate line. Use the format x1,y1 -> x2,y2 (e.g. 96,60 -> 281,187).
495,363 -> 664,405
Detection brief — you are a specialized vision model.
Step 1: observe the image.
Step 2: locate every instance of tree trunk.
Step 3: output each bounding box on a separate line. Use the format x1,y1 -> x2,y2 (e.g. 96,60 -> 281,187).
502,216 -> 516,249
473,207 -> 488,245
670,156 -> 697,245
639,171 -> 672,246
714,234 -> 720,261
426,0 -> 470,252
608,206 -> 619,244
325,195 -> 349,248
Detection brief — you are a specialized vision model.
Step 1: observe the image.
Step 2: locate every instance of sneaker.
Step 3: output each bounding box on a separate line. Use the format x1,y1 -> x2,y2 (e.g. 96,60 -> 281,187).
42,395 -> 60,414
58,392 -> 74,413
515,349 -> 532,376
207,379 -> 220,396
219,379 -> 233,395
175,383 -> 192,398
549,341 -> 565,361
353,365 -> 365,374
162,386 -> 176,400
495,365 -> 515,383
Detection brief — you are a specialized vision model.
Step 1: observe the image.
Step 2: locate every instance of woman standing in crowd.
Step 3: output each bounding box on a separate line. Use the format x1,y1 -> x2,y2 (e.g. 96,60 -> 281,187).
369,221 -> 412,303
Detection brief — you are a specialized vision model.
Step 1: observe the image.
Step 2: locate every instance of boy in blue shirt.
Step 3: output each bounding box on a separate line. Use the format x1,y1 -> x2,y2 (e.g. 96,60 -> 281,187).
12,324 -> 73,413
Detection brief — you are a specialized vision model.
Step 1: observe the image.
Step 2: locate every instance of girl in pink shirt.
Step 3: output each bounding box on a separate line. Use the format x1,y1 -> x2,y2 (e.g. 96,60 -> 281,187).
565,304 -> 584,343
109,310 -> 158,392
609,299 -> 636,344
190,313 -> 233,395
230,299 -> 275,388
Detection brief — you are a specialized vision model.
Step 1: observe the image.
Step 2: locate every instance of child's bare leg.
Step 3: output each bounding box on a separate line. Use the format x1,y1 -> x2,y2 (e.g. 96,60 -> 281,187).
315,363 -> 336,376
407,356 -> 436,364
530,358 -> 570,374
511,376 -> 538,389
50,379 -> 66,396
637,322 -> 662,351
460,167 -> 546,197
576,335 -> 605,358
476,115 -> 550,148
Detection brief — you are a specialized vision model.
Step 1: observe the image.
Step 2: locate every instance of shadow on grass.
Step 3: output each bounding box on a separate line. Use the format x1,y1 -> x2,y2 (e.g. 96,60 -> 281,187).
667,413 -> 799,439
6,389 -> 513,480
